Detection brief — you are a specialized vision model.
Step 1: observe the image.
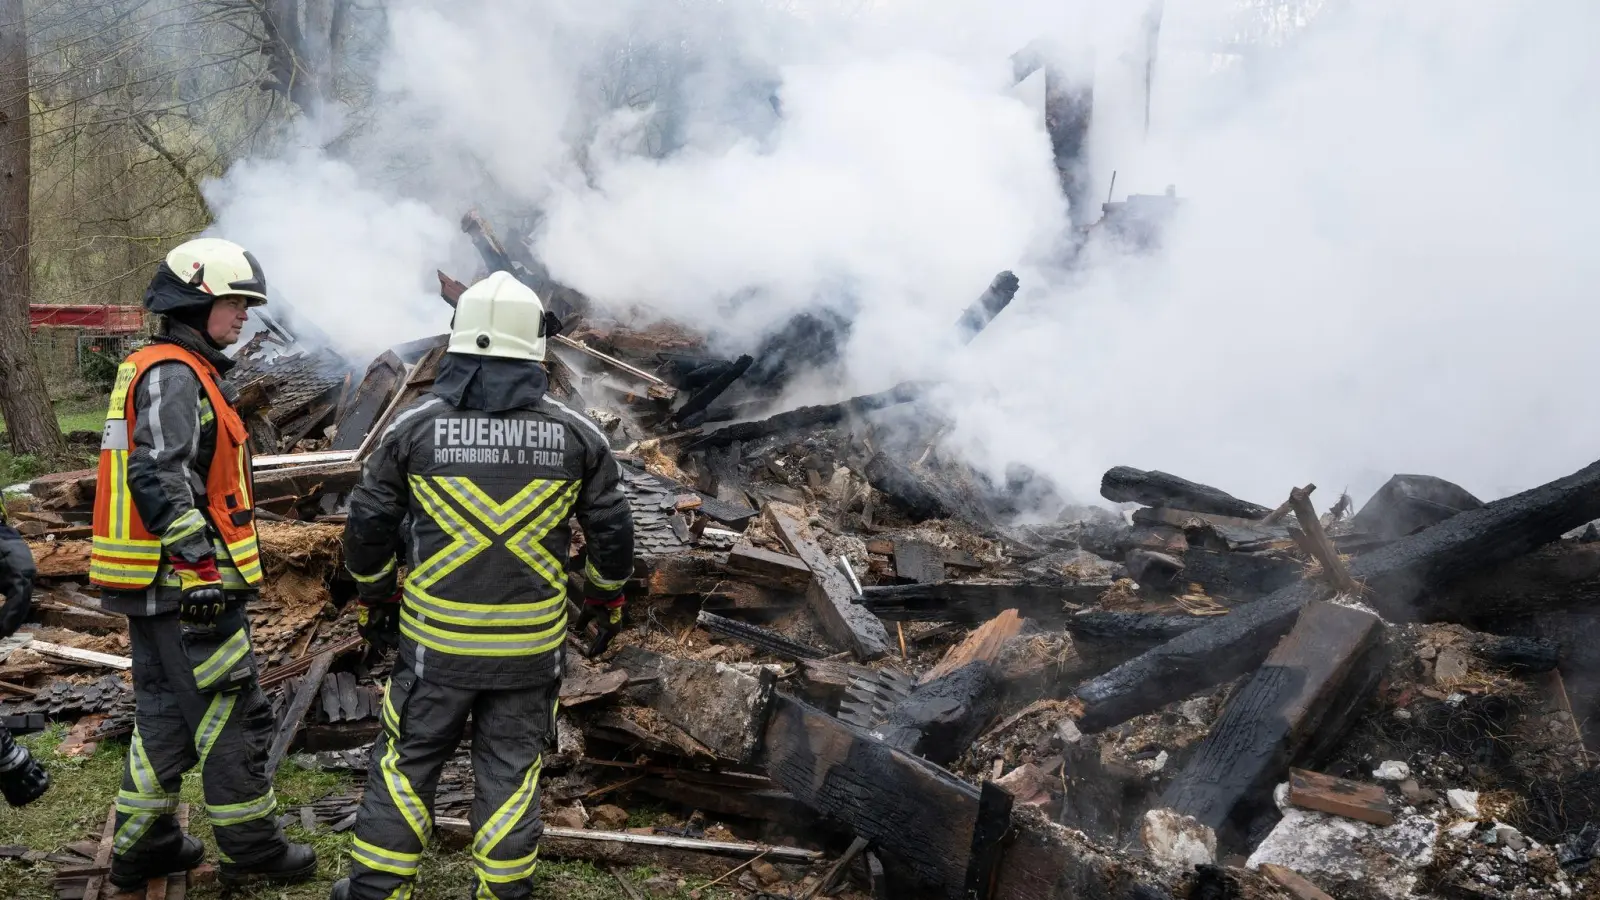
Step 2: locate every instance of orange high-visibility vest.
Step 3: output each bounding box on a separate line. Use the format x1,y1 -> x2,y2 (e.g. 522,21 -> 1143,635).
89,343 -> 263,591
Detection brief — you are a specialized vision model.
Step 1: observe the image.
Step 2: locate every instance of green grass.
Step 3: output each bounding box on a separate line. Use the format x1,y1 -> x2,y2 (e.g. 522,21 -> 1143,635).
0,398 -> 106,488
54,406 -> 107,437
0,729 -> 746,899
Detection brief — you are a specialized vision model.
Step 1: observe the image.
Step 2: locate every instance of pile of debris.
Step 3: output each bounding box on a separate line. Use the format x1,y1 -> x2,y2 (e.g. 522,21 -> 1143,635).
7,212 -> 1600,900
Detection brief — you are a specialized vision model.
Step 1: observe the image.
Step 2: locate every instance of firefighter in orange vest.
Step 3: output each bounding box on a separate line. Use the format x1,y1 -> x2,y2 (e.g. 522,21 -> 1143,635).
90,238 -> 315,890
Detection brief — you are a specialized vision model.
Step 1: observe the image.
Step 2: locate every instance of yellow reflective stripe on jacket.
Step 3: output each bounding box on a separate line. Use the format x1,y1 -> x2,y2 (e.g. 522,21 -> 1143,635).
351,837 -> 421,877
400,475 -> 579,660
225,533 -> 263,585
408,477 -> 493,587
402,583 -> 565,628
351,556 -> 397,585
505,482 -> 580,592
161,508 -> 207,546
584,559 -> 627,593
399,609 -> 568,658
436,476 -> 565,535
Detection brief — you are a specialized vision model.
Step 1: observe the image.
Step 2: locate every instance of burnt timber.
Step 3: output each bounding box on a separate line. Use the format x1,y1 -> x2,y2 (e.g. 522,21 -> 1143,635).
1100,467 -> 1273,520
1156,600 -> 1388,840
1073,456 -> 1600,732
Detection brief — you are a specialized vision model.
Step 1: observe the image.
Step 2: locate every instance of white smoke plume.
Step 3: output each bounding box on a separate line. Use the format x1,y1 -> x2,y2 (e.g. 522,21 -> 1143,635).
203,0 -> 1600,511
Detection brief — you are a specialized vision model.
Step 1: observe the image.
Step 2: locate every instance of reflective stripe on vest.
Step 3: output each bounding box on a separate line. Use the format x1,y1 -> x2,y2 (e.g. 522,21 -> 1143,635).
400,475 -> 578,659
90,344 -> 262,591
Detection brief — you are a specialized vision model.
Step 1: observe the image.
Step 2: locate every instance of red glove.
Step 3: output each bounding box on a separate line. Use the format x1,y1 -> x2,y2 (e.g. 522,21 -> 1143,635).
172,557 -> 224,625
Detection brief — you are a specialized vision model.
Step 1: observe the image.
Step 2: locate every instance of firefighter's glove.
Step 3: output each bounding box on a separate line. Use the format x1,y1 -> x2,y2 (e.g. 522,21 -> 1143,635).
0,728 -> 48,807
173,557 -> 225,626
576,579 -> 625,659
357,591 -> 401,648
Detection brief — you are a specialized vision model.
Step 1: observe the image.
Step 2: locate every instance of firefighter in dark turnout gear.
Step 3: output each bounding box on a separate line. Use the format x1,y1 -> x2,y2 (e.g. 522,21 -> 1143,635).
90,238 -> 316,890
331,271 -> 634,900
0,511 -> 49,807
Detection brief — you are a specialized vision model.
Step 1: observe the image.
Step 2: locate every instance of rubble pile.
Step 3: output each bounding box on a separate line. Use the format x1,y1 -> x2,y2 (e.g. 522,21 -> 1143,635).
7,215 -> 1600,899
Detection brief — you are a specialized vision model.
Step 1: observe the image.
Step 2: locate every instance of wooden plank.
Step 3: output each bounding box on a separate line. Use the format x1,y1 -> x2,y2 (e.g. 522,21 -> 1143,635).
690,382 -> 928,451
1156,601 -> 1387,836
697,610 -> 827,661
29,640 -> 130,670
267,648 -> 338,779
725,544 -> 813,590
610,646 -> 777,764
1259,863 -> 1335,900
1288,487 -> 1360,594
1072,455 -> 1600,732
963,782 -> 1015,900
858,582 -> 1110,626
920,610 -> 1024,684
759,694 -> 980,897
1285,768 -> 1394,826
893,540 -> 946,585
83,805 -> 116,900
435,815 -> 819,862
766,503 -> 891,661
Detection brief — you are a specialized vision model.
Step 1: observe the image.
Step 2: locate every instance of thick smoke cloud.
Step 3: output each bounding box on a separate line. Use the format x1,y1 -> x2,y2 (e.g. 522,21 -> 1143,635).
204,0 -> 1600,512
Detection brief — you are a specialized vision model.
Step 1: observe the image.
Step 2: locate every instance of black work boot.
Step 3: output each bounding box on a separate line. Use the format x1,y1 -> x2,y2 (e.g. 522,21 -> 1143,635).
109,834 -> 205,890
220,842 -> 317,887
328,877 -> 352,900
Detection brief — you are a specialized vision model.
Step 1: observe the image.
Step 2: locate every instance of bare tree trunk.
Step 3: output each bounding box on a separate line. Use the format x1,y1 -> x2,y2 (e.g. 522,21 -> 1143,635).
0,0 -> 63,457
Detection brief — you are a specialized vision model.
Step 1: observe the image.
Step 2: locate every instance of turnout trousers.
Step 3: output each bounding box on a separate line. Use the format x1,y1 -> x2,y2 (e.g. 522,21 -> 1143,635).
346,663 -> 560,900
114,605 -> 289,866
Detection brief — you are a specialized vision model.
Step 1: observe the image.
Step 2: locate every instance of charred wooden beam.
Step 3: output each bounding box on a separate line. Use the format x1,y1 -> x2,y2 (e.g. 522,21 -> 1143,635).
1418,539 -> 1600,622
877,611 -> 1024,765
863,452 -> 951,522
696,610 -> 827,661
1470,634 -> 1559,673
1072,456 -> 1600,733
1177,549 -> 1302,602
767,502 -> 892,660
858,582 -> 1108,626
760,694 -> 981,896
689,382 -> 929,450
893,540 -> 947,584
1288,487 -> 1359,594
955,271 -> 1021,344
724,544 -> 812,591
1100,467 -> 1272,520
1156,601 -> 1388,840
672,354 -> 753,428
1063,612 -> 1205,670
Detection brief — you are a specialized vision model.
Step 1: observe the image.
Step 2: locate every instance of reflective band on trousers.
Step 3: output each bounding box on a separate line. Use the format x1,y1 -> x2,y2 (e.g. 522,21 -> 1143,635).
196,693 -> 237,767
351,837 -> 421,878
192,628 -> 251,691
209,789 -> 278,827
379,679 -> 430,845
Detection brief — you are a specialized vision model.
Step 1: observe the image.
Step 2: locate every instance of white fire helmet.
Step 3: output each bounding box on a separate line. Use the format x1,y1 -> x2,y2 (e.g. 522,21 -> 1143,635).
165,238 -> 268,306
448,271 -> 547,362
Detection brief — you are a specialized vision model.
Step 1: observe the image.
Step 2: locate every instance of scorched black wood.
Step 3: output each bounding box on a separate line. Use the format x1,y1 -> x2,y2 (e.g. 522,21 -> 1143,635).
1073,456 -> 1600,733
1100,467 -> 1272,520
